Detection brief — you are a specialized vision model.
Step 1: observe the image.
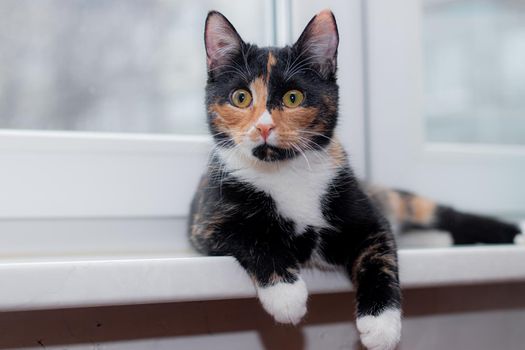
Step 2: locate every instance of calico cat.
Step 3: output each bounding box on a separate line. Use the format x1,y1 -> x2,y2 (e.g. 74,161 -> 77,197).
189,9 -> 522,350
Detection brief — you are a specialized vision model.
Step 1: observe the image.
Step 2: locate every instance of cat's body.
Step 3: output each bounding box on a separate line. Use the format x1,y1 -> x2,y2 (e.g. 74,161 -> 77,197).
191,138 -> 401,348
189,10 -> 521,350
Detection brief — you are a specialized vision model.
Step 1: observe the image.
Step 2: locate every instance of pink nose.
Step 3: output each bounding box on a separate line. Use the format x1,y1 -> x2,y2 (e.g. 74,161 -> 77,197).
256,123 -> 275,141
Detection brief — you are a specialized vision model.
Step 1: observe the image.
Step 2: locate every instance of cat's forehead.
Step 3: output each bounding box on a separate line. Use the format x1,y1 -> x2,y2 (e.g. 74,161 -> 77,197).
243,45 -> 292,71
237,45 -> 312,87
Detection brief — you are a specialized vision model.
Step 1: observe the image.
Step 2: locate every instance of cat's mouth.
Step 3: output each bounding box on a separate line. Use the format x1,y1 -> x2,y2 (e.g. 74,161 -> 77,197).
251,144 -> 298,162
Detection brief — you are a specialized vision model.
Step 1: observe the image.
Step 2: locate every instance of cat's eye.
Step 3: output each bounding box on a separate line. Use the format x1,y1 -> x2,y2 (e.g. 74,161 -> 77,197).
230,89 -> 252,108
283,90 -> 304,108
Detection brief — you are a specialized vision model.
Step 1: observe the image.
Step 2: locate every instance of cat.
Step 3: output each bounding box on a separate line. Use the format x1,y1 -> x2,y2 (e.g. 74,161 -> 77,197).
188,9 -> 522,350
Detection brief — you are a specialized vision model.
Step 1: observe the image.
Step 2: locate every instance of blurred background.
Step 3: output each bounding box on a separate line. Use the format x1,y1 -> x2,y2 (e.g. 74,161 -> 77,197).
1,0 -> 524,143
0,0 -> 269,134
424,0 -> 525,145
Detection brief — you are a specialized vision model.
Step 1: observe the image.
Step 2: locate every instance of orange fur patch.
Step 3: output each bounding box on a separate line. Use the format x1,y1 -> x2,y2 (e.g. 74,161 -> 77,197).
387,191 -> 408,222
272,107 -> 319,148
384,191 -> 436,226
327,139 -> 346,167
409,196 -> 436,225
267,52 -> 277,82
210,77 -> 268,144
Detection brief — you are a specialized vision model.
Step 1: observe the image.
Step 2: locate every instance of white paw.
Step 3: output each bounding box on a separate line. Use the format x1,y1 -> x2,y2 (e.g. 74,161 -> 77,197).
514,234 -> 525,245
356,308 -> 401,350
515,221 -> 525,244
256,276 -> 308,325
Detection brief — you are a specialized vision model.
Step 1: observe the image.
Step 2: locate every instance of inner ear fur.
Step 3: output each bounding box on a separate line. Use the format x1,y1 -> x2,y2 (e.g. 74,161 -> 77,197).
293,9 -> 339,78
204,11 -> 244,72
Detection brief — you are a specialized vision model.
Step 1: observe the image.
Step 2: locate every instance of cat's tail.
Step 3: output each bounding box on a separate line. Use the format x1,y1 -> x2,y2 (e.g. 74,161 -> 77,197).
369,187 -> 523,245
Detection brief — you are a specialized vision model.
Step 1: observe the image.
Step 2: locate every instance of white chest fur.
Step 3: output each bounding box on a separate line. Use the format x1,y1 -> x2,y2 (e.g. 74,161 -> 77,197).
217,148 -> 338,234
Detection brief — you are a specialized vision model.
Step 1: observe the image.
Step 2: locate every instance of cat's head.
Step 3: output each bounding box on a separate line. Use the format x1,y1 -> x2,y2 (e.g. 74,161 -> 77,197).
205,10 -> 339,162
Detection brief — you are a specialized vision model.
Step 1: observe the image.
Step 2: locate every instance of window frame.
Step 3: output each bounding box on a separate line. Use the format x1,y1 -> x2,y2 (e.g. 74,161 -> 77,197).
365,0 -> 525,216
0,0 -> 367,219
0,130 -> 210,218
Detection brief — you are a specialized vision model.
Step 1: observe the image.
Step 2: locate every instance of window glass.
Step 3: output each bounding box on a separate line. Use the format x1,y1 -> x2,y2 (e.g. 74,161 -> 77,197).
423,0 -> 525,145
0,0 -> 270,134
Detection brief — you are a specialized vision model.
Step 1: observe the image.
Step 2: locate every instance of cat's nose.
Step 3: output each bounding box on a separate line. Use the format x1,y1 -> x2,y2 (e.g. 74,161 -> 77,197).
255,123 -> 275,142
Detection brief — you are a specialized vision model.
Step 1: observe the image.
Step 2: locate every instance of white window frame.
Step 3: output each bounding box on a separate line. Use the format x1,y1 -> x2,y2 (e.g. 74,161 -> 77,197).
0,1 -> 366,220
365,0 -> 525,216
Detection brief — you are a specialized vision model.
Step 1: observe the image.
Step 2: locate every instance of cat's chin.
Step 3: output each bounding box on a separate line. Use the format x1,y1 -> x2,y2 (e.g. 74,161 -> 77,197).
251,144 -> 297,162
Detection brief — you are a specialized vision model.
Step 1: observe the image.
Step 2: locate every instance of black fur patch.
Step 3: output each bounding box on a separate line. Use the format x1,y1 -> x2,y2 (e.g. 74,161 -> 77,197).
251,144 -> 297,161
436,206 -> 520,245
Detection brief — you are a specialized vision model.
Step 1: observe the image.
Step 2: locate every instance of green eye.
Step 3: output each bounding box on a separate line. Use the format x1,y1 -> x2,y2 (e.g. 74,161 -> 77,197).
283,90 -> 304,108
231,89 -> 252,108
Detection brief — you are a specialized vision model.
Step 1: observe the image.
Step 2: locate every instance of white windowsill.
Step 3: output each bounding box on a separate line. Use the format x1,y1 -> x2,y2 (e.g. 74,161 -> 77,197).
1,246 -> 525,313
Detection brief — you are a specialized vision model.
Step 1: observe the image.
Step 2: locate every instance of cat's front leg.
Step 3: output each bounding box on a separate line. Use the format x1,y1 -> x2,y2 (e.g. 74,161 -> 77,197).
235,253 -> 308,325
350,231 -> 402,350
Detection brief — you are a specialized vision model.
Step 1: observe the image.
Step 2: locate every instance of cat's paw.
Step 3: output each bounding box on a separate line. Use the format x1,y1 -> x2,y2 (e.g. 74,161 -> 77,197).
356,308 -> 401,350
256,276 -> 308,325
514,221 -> 525,244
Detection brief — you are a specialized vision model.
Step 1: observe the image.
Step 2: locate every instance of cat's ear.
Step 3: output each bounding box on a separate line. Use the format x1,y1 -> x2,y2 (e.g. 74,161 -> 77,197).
293,9 -> 339,78
204,11 -> 244,72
